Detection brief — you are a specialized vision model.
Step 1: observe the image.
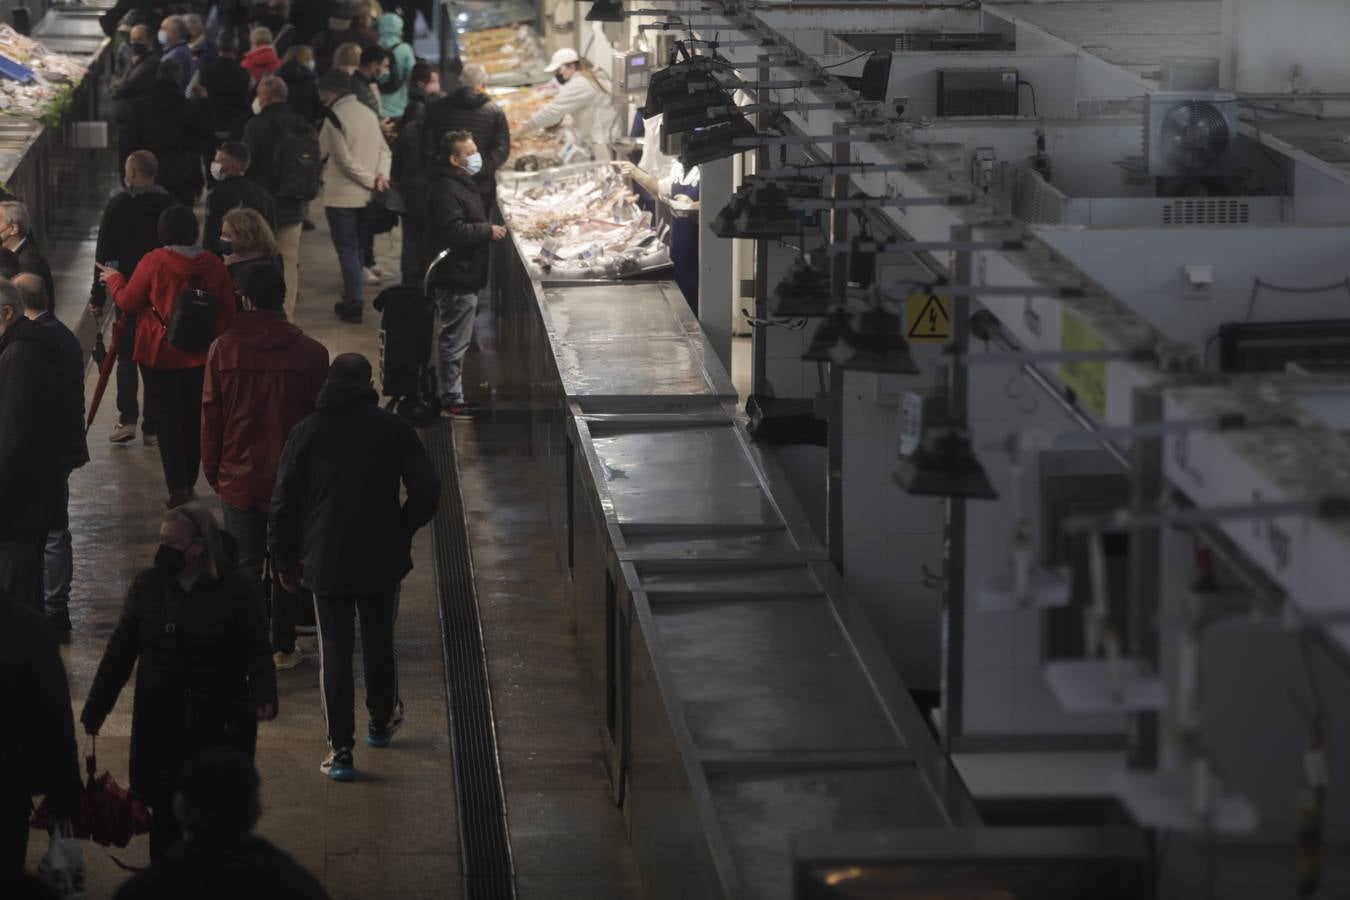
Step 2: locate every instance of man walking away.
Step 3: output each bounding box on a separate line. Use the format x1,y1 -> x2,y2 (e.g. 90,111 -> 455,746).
243,76 -> 317,318
111,748 -> 329,900
15,275 -> 87,642
0,594 -> 81,868
0,202 -> 54,305
123,59 -> 211,208
317,69 -> 390,324
204,141 -> 277,257
269,353 -> 438,780
191,29 -> 251,175
425,131 -> 507,420
89,150 -> 174,446
422,63 -> 510,221
202,263 -> 328,669
0,280 -> 68,614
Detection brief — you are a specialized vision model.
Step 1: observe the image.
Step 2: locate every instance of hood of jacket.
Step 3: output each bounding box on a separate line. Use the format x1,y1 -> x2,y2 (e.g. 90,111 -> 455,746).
377,12 -> 404,46
278,59 -> 316,84
316,379 -> 378,410
228,311 -> 305,351
157,836 -> 291,890
446,85 -> 489,110
0,314 -> 61,359
155,246 -> 224,279
243,44 -> 280,68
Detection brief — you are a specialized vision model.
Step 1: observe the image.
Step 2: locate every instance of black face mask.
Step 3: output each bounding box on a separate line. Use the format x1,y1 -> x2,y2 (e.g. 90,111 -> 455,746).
154,544 -> 188,577
554,71 -> 567,86
132,43 -> 150,57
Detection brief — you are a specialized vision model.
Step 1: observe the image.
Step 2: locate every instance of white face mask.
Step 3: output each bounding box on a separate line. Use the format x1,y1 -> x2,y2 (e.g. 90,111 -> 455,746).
251,97 -> 263,115
158,29 -> 170,46
210,161 -> 226,181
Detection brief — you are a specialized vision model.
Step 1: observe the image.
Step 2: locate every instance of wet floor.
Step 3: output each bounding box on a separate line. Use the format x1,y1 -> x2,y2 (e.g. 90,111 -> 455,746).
31,213 -> 642,898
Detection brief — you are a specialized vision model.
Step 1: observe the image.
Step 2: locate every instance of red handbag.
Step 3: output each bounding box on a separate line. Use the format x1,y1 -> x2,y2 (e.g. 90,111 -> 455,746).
31,742 -> 152,849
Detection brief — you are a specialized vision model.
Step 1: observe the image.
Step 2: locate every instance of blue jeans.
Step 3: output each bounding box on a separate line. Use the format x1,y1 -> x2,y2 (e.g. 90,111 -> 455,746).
44,479 -> 71,619
433,288 -> 478,405
326,206 -> 364,312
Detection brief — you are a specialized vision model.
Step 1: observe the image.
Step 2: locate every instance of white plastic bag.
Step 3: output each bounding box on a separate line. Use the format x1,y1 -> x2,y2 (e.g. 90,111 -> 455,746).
36,823 -> 86,900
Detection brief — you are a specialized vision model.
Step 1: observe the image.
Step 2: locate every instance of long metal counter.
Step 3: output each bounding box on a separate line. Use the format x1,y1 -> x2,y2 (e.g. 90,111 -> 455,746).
491,236 -> 981,899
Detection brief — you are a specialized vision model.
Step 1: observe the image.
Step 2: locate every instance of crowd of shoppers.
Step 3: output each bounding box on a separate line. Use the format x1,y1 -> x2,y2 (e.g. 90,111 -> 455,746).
0,0 -> 554,882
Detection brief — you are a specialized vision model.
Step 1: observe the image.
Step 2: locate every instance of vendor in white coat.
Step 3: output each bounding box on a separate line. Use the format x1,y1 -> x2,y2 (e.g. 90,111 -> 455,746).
614,112 -> 701,311
517,48 -> 616,158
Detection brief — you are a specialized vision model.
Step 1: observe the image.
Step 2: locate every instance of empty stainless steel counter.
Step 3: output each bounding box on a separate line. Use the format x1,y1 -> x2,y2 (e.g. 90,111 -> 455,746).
491,242 -> 979,899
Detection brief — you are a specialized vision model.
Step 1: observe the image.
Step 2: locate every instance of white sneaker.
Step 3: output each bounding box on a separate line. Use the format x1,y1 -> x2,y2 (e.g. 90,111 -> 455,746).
368,264 -> 393,281
109,423 -> 136,444
273,649 -> 303,670
362,266 -> 382,284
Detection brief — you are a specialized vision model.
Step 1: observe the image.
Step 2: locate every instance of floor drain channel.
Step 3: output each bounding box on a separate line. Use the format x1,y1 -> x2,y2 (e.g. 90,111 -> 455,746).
427,425 -> 516,900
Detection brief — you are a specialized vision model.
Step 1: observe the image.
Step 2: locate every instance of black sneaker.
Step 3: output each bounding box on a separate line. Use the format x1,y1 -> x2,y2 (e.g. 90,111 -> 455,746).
320,748 -> 356,781
366,703 -> 405,748
302,218 -> 316,232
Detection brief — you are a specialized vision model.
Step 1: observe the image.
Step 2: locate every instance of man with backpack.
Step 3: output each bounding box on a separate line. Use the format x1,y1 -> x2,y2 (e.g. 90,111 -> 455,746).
375,11 -> 416,120
243,76 -> 319,318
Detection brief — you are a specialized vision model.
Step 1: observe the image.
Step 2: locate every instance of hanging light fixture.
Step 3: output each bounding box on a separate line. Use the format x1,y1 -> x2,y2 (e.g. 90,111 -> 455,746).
585,0 -> 625,22
891,394 -> 998,499
804,304 -> 919,374
679,115 -> 758,167
710,179 -> 801,237
771,253 -> 835,318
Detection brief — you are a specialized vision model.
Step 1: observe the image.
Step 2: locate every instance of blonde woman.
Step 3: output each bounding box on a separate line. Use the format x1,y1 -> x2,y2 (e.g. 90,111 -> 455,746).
222,208 -> 281,274
80,504 -> 277,860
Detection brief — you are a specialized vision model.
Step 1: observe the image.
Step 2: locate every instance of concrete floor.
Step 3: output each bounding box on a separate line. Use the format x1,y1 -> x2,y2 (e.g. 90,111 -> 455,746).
28,213 -> 641,898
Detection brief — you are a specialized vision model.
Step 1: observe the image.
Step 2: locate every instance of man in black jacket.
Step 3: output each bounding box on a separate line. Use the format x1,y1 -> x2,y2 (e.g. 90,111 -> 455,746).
122,59 -> 211,207
424,131 -> 507,419
111,748 -> 329,900
390,61 -> 438,280
268,353 -> 438,781
0,597 -> 81,868
243,76 -> 309,315
420,63 -> 509,220
192,28 -> 251,173
15,275 -> 87,642
0,281 -> 68,615
204,141 -> 277,256
112,24 -> 160,131
0,202 -> 54,305
89,150 -> 174,446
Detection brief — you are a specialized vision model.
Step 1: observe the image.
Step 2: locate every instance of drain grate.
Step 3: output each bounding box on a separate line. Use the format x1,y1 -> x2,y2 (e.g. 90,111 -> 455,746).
427,425 -> 516,900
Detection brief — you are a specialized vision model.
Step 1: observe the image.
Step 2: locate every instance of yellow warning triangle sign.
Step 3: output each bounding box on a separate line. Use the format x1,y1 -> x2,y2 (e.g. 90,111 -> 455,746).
905,293 -> 951,342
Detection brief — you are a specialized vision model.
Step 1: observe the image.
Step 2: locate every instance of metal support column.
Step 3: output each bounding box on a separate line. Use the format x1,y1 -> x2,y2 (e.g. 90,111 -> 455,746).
940,224 -> 973,753
1127,388 -> 1164,770
826,120 -> 849,572
751,62 -> 771,396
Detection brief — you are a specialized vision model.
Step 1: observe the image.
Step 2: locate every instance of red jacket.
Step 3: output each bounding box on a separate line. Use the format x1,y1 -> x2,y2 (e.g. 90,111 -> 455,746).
201,311 -> 329,512
109,248 -> 236,370
241,45 -> 281,83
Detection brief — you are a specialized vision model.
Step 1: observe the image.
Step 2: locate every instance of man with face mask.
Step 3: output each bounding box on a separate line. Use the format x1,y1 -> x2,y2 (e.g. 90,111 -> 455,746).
423,131 -> 507,419
201,263 -> 328,669
0,278 -> 68,615
0,202 -> 54,307
420,62 -> 509,222
203,141 -> 276,257
112,23 -> 161,128
157,15 -> 195,91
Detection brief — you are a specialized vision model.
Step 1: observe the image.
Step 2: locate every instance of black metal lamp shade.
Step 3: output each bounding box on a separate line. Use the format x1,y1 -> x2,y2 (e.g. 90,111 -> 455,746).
893,423 -> 999,500
771,257 -> 835,318
804,306 -> 920,374
585,0 -> 625,22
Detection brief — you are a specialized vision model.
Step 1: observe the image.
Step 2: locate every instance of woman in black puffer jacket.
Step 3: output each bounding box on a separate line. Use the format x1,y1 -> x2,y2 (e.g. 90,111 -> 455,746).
80,504 -> 277,861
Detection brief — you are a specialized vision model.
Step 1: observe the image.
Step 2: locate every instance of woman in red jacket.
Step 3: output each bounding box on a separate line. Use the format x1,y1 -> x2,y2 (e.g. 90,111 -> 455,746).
98,205 -> 236,508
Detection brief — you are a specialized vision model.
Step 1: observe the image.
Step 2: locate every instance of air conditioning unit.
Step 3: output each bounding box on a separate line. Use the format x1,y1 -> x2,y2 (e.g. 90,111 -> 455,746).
937,68 -> 1019,117
1145,92 -> 1240,178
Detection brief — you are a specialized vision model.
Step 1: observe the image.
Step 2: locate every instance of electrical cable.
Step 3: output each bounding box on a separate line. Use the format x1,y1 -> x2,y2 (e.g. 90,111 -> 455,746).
1244,277 -> 1350,322
820,49 -> 874,70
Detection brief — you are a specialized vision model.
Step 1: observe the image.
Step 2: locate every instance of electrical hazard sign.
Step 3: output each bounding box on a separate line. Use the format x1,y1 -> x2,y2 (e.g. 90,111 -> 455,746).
904,293 -> 951,342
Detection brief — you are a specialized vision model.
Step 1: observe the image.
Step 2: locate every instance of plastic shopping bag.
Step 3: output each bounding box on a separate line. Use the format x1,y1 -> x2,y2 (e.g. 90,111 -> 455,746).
36,824 -> 86,900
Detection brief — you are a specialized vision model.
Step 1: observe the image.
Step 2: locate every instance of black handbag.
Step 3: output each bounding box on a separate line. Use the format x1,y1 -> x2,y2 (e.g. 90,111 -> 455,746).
365,185 -> 406,235
148,275 -> 219,354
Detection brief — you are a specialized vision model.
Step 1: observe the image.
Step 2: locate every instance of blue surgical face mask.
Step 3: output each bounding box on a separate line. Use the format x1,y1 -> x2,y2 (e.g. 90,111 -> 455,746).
464,152 -> 483,176
218,238 -> 234,255
157,29 -> 170,46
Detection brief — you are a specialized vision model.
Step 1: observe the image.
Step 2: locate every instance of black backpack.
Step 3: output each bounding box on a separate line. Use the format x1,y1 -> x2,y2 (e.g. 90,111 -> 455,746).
271,114 -> 324,201
149,275 -> 219,354
378,44 -> 413,96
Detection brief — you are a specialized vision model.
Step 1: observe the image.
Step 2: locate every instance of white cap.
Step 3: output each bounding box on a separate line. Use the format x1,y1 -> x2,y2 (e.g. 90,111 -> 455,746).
544,47 -> 581,73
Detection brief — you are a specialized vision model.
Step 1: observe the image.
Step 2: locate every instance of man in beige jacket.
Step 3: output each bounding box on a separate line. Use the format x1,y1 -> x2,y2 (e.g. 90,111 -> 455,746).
318,68 -> 391,324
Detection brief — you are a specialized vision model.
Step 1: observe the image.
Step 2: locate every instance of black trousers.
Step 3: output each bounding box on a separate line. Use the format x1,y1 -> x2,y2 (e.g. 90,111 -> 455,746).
147,791 -> 183,862
141,366 -> 206,497
400,212 -> 425,283
0,806 -> 27,868
315,588 -> 401,752
0,537 -> 44,613
115,313 -> 153,432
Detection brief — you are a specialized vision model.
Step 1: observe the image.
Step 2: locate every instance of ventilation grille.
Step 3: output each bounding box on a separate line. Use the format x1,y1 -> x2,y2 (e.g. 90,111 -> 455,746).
1161,198 -> 1251,226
